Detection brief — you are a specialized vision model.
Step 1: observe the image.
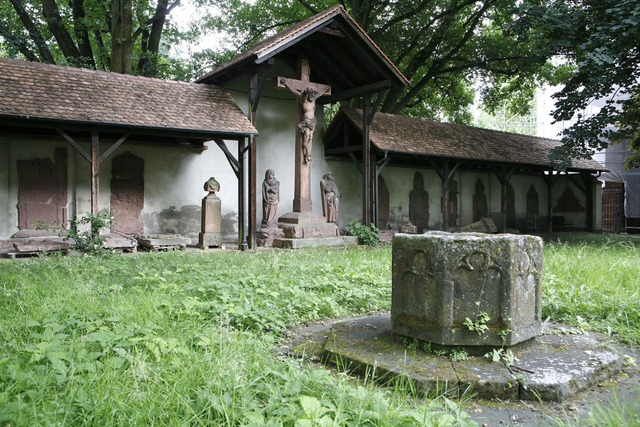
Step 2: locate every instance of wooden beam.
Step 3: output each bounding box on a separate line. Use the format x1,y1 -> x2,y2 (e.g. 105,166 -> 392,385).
376,154 -> 392,177
545,171 -> 559,232
249,59 -> 273,114
91,132 -> 100,216
238,138 -> 248,251
249,136 -> 256,249
57,129 -> 91,163
362,94 -> 372,226
318,27 -> 346,37
493,167 -> 515,232
348,152 -> 364,174
325,146 -> 363,155
369,90 -> 386,123
99,134 -> 129,163
214,138 -> 240,178
582,173 -> 594,231
318,80 -> 390,104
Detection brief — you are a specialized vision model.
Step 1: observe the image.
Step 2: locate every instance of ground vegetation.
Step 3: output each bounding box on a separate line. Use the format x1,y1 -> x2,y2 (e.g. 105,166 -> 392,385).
1,234 -> 639,424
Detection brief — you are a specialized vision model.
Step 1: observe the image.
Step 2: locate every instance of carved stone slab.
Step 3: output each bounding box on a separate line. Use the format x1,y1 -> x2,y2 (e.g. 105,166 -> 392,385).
392,231 -> 543,347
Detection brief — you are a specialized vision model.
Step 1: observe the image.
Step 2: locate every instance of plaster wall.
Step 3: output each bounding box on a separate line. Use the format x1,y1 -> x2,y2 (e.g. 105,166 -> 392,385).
380,166 -> 442,229
0,134 -> 243,242
373,166 -> 583,232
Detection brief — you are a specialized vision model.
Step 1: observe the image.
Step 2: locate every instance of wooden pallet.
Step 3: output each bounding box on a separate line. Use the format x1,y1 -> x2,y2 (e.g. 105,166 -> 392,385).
5,250 -> 67,259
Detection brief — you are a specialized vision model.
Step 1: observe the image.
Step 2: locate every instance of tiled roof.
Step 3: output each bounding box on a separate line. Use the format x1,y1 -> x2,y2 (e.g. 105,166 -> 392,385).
0,58 -> 257,136
196,5 -> 407,86
340,108 -> 606,172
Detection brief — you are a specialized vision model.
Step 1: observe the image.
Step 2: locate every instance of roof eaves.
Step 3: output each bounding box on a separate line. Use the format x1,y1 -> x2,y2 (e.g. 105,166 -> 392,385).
0,115 -> 258,138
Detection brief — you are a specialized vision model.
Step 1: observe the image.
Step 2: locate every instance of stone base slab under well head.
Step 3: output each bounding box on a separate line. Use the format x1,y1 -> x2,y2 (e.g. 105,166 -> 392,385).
391,231 -> 543,347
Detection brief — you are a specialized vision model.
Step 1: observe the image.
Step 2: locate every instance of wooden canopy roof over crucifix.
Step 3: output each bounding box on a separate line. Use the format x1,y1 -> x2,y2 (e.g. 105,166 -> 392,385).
196,5 -> 408,102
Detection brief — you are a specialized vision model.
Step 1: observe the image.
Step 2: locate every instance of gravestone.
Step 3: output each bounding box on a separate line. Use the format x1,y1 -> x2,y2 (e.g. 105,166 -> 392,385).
409,171 -> 429,232
198,177 -> 222,248
472,179 -> 488,222
392,231 -> 542,347
17,147 -> 67,230
110,152 -> 144,235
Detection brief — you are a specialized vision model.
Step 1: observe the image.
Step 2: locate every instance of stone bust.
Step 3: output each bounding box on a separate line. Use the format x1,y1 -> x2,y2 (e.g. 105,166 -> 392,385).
204,177 -> 220,197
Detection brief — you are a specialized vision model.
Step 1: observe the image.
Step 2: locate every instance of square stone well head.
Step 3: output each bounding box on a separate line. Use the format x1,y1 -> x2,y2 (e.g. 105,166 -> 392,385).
391,231 -> 543,347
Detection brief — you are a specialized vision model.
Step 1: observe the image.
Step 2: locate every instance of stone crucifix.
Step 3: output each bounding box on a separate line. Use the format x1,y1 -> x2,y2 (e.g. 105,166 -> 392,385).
276,59 -> 331,213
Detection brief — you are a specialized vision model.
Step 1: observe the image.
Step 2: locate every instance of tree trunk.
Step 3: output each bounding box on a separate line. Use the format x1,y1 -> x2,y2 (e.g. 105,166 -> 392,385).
42,0 -> 84,64
111,0 -> 133,74
137,0 -> 175,76
72,0 -> 96,69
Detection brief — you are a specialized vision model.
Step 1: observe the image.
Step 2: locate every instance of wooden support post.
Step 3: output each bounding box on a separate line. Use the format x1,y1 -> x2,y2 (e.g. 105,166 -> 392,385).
58,129 -> 128,220
545,171 -> 559,233
582,173 -> 594,231
362,94 -> 372,226
429,159 -> 459,231
249,136 -> 257,248
91,132 -> 100,216
374,153 -> 391,228
247,63 -> 272,248
238,138 -> 248,250
494,167 -> 515,232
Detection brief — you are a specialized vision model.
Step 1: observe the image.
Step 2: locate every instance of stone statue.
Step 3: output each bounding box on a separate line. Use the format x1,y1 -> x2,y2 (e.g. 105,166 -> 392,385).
261,169 -> 280,228
409,171 -> 429,232
321,172 -> 340,223
280,79 -> 329,163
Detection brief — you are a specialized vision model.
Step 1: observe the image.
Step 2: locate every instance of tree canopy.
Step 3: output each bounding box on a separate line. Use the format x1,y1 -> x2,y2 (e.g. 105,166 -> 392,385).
521,0 -> 640,168
204,0 -> 559,122
0,0 -> 199,78
2,0 -> 638,166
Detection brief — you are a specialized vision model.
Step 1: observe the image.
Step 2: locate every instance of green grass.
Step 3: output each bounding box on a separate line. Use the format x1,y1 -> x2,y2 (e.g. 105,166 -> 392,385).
0,247 -> 473,426
1,234 -> 639,425
542,234 -> 640,344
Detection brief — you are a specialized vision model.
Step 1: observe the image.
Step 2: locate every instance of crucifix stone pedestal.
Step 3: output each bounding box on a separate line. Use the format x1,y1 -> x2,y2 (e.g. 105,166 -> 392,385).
271,59 -> 357,249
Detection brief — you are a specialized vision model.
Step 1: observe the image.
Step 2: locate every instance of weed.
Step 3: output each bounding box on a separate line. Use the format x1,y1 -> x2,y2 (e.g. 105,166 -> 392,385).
346,221 -> 380,245
401,337 -> 421,351
485,348 -> 519,367
67,210 -> 115,254
464,311 -> 491,335
449,348 -> 469,362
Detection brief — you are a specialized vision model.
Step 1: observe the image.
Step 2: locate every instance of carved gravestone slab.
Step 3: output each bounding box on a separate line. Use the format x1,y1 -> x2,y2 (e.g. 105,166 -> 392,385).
392,231 -> 542,347
110,152 -> 144,235
17,147 -> 67,230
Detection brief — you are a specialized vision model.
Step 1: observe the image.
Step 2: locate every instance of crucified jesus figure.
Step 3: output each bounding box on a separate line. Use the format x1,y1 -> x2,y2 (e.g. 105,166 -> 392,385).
280,79 -> 329,163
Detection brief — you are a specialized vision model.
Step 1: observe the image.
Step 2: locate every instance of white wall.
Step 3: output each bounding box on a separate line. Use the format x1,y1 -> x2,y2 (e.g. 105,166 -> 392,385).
0,136 -> 10,239
0,134 -> 244,242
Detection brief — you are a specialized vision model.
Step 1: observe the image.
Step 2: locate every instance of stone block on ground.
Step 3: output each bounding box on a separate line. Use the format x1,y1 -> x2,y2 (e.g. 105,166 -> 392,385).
137,234 -> 190,251
392,231 -> 543,347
